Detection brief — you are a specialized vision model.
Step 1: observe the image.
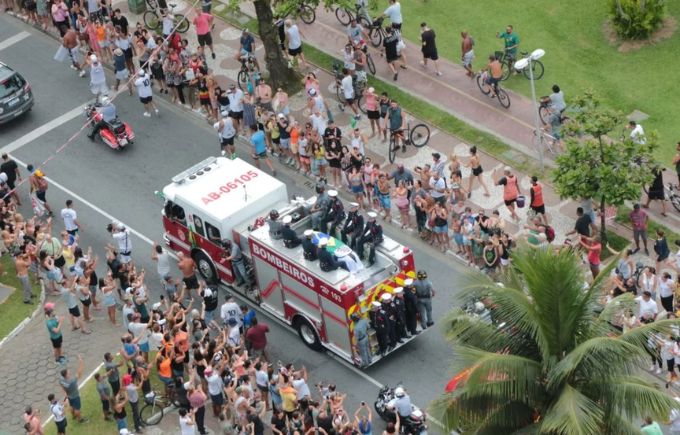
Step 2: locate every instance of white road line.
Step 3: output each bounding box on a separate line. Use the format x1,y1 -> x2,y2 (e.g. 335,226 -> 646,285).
1,106 -> 83,154
0,30 -> 30,52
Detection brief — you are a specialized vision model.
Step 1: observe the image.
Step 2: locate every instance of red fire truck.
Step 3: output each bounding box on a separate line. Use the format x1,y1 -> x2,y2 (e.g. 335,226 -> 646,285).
160,156 -> 419,366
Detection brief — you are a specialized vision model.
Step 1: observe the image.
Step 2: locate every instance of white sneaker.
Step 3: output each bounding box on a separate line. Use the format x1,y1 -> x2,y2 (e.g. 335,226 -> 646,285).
650,364 -> 657,371
78,70 -> 86,77
143,112 -> 151,117
656,368 -> 663,375
70,65 -> 77,70
154,109 -> 159,115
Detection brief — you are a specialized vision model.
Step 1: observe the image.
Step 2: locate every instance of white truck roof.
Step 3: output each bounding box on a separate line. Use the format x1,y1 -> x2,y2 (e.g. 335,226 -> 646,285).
163,156 -> 288,228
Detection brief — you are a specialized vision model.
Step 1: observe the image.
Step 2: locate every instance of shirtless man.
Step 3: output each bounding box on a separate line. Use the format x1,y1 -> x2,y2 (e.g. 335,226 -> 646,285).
16,251 -> 34,304
177,252 -> 200,296
460,31 -> 474,77
255,78 -> 273,111
62,28 -> 87,78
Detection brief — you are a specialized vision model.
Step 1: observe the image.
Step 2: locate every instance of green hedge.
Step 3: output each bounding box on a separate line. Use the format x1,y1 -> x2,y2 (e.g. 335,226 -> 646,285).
609,0 -> 666,39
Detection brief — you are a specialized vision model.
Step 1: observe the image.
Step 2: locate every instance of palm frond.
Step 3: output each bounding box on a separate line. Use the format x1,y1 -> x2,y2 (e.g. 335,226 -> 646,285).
594,376 -> 677,421
619,319 -> 680,349
539,384 -> 604,435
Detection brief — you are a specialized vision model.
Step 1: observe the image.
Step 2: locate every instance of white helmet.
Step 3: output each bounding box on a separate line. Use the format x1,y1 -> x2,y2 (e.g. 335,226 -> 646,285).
394,387 -> 405,397
101,96 -> 111,106
138,69 -> 146,77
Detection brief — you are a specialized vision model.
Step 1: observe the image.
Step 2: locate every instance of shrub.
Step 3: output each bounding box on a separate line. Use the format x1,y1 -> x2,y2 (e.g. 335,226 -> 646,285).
608,0 -> 666,39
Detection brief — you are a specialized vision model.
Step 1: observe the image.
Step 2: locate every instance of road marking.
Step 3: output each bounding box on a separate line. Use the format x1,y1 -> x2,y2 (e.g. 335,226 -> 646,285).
1,106 -> 83,154
0,30 -> 30,52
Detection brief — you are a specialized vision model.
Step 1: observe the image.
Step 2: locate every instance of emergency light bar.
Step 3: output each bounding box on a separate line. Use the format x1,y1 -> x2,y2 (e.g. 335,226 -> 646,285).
171,156 -> 218,185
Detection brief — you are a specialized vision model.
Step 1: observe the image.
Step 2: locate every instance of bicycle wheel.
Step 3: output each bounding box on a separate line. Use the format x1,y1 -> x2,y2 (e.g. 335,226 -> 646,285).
141,402 -> 164,426
497,88 -> 511,109
523,60 -> 544,80
145,0 -> 158,9
357,16 -> 372,31
500,61 -> 511,81
175,15 -> 190,33
237,70 -> 248,90
538,105 -> 549,125
143,10 -> 160,30
335,81 -> 343,102
335,7 -> 351,26
476,74 -> 490,95
357,94 -> 366,114
299,4 -> 316,24
366,54 -> 376,75
388,136 -> 397,163
671,193 -> 680,213
369,28 -> 382,47
409,124 -> 430,148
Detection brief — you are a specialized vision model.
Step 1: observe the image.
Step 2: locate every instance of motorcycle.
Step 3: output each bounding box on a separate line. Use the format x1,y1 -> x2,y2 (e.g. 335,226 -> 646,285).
84,103 -> 135,150
375,385 -> 428,435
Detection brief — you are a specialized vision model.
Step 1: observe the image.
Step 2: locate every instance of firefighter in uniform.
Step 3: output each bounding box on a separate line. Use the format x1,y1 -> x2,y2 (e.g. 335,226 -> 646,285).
317,239 -> 340,272
281,215 -> 301,248
370,300 -> 389,355
320,190 -> 345,236
381,293 -> 399,349
351,313 -> 372,367
392,287 -> 408,340
268,209 -> 284,240
302,229 -> 318,261
341,202 -> 364,250
356,212 -> 383,266
310,183 -> 329,231
414,270 -> 435,329
402,278 -> 420,336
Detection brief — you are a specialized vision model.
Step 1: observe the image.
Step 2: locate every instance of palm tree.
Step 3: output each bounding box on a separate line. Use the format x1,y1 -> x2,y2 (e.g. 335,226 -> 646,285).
433,246 -> 679,435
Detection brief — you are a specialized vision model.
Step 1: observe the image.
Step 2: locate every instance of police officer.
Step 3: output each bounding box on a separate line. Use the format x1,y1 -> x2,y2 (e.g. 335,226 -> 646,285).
310,183 -> 329,231
320,190 -> 345,236
351,313 -> 372,367
402,278 -> 419,335
392,287 -> 408,340
268,209 -> 283,240
281,215 -> 301,248
341,202 -> 364,250
369,300 -> 389,355
317,239 -> 340,272
381,293 -> 398,349
356,212 -> 383,266
302,229 -> 318,261
414,270 -> 434,329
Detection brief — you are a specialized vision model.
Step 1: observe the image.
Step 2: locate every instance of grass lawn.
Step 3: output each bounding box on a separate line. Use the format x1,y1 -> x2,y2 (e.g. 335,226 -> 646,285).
0,254 -> 41,339
389,0 -> 680,163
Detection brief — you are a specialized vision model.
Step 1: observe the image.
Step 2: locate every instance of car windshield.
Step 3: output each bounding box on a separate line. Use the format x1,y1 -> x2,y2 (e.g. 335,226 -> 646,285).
0,73 -> 24,99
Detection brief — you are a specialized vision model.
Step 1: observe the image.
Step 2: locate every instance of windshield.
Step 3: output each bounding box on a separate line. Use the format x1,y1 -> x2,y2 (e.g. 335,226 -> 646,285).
0,73 -> 25,99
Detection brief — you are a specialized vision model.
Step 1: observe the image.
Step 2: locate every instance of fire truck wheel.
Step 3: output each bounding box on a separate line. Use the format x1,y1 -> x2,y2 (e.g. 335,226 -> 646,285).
294,316 -> 323,351
193,250 -> 218,285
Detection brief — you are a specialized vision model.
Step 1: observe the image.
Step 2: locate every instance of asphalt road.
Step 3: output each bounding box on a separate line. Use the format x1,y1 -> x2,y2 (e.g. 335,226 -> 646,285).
0,15 -> 470,434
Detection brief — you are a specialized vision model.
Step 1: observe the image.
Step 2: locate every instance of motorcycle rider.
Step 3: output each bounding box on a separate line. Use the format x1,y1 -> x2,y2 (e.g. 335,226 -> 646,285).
402,279 -> 420,336
392,387 -> 413,429
414,270 -> 434,329
341,202 -> 364,249
267,209 -> 283,240
87,96 -> 117,141
320,190 -> 345,236
356,212 -> 383,266
281,215 -> 301,248
302,229 -> 318,261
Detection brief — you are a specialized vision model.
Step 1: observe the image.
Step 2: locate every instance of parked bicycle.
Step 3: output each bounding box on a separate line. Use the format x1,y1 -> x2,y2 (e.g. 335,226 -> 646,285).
237,53 -> 260,92
388,121 -> 431,163
495,50 -> 544,81
335,4 -> 372,29
279,2 -> 316,24
140,390 -> 174,425
143,3 -> 189,34
476,71 -> 511,109
533,128 -> 558,157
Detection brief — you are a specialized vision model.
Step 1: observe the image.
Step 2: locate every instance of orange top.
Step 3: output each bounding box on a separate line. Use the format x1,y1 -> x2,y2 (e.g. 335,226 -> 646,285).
96,26 -> 106,42
290,126 -> 299,145
531,183 -> 544,207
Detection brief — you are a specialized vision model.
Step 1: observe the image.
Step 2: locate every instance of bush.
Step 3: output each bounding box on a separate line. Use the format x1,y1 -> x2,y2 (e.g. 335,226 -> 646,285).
608,0 -> 666,39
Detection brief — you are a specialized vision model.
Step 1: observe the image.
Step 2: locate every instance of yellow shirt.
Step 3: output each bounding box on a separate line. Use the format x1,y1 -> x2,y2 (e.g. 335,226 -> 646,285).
280,385 -> 297,412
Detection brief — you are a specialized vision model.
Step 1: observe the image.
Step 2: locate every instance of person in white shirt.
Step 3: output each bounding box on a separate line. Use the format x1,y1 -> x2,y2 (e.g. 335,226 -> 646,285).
637,290 -> 658,323
284,19 -> 306,69
628,120 -> 646,145
151,242 -> 171,281
220,294 -> 241,327
48,393 -> 67,435
659,272 -> 676,313
134,69 -> 159,117
382,0 -> 402,31
179,408 -> 196,435
161,10 -> 174,37
61,199 -> 81,236
110,222 -> 132,263
310,108 -> 327,138
669,397 -> 680,434
214,111 -> 237,157
340,67 -> 359,118
227,317 -> 241,347
227,84 -> 245,133
292,366 -> 311,400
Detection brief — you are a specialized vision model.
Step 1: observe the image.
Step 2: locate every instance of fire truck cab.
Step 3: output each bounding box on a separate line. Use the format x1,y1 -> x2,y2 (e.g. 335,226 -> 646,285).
161,156 -> 419,366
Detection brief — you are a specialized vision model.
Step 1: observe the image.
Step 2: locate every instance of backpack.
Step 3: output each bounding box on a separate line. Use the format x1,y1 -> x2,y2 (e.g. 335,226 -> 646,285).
545,225 -> 555,243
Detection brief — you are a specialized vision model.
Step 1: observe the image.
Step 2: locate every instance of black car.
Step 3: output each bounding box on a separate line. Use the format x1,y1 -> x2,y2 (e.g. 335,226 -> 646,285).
0,62 -> 34,124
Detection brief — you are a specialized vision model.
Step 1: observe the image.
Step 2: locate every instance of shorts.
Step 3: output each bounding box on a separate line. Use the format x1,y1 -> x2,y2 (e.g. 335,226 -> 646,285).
378,193 -> 391,210
633,229 -> 648,241
220,136 -> 235,146
197,32 -> 213,47
453,233 -> 464,246
115,68 -> 130,81
210,392 -> 224,406
531,204 -> 545,215
139,342 -> 150,353
253,150 -> 267,159
423,50 -> 438,61
344,97 -> 355,105
351,184 -> 364,194
118,252 -> 132,264
367,110 -> 380,120
51,335 -> 63,349
434,224 -> 448,234
391,22 -> 402,30
69,396 -> 81,411
90,82 -> 109,96
140,96 -> 152,104
67,229 -> 78,236
183,274 -> 199,290
288,46 -> 302,56
102,398 -> 111,412
124,47 -> 133,60
229,110 -> 243,120
462,49 -> 474,67
471,166 -> 483,176
504,198 -> 517,207
486,76 -> 499,88
80,296 -> 91,307
386,54 -> 400,63
280,138 -> 291,150
158,375 -> 173,386
55,255 -> 66,268
68,305 -> 81,318
55,419 -> 67,433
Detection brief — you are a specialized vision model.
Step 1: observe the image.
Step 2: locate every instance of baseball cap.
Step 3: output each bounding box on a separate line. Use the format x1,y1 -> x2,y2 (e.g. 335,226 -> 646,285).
308,88 -> 317,96
90,54 -> 98,62
122,374 -> 133,386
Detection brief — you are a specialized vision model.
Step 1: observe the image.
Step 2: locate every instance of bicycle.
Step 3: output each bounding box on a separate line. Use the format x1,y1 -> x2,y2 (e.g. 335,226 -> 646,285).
476,71 -> 511,109
280,2 -> 316,24
332,61 -> 367,114
335,4 -> 372,29
533,128 -> 559,157
388,121 -> 431,163
237,53 -> 260,92
143,3 -> 190,34
354,39 -> 376,75
140,390 -> 173,425
643,182 -> 680,213
495,50 -> 544,81
367,17 -> 388,48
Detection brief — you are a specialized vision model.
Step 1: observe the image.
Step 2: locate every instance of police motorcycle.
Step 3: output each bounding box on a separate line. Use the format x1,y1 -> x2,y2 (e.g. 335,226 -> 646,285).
375,385 -> 427,435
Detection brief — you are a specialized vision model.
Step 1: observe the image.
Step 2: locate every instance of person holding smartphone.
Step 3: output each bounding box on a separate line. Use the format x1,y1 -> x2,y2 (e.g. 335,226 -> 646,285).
354,401 -> 373,435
